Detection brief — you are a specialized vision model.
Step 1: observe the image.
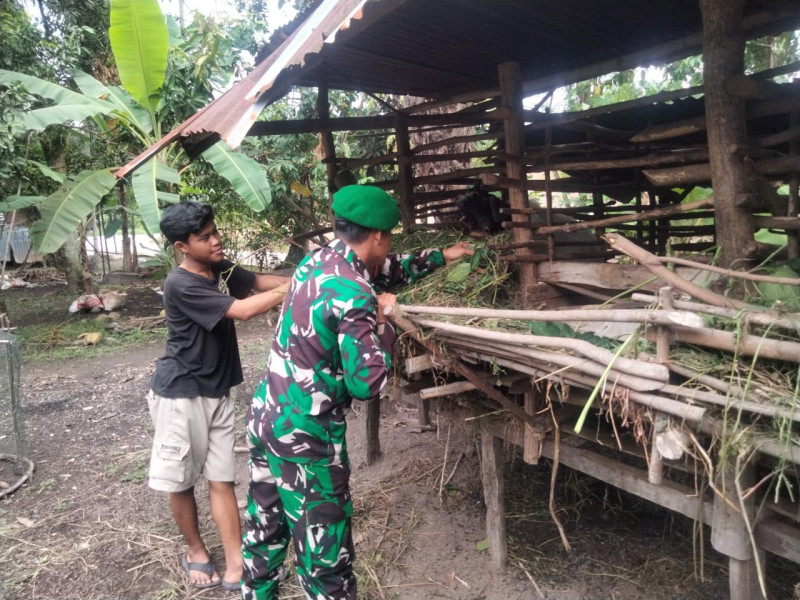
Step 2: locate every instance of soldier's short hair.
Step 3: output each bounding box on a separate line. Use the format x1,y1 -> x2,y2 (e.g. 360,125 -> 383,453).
160,202 -> 214,244
334,217 -> 373,245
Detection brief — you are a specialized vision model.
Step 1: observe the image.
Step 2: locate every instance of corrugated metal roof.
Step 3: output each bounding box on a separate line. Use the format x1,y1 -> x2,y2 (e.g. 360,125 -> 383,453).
116,0 -> 370,178
116,0 -> 800,178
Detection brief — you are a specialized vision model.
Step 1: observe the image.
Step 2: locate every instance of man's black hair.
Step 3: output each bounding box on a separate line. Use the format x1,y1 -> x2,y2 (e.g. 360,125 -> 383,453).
160,202 -> 214,244
334,217 -> 376,245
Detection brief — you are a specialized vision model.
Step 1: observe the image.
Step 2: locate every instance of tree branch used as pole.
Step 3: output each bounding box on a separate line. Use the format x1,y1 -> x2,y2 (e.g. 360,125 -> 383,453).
387,309 -> 537,428
603,233 -> 746,310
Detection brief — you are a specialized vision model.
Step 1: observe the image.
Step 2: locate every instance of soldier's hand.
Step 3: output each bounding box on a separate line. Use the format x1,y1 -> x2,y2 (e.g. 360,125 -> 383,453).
377,293 -> 396,323
442,241 -> 474,264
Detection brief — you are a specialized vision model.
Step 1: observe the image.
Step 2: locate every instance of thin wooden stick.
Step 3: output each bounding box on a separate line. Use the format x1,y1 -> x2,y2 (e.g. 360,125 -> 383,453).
440,335 -> 665,392
652,255 -> 800,286
407,316 -> 669,382
631,292 -> 800,332
458,350 -> 706,423
603,233 -> 745,310
442,452 -> 465,489
388,310 -> 538,427
533,197 -> 713,235
400,304 -> 704,328
438,420 -> 451,502
546,396 -> 572,552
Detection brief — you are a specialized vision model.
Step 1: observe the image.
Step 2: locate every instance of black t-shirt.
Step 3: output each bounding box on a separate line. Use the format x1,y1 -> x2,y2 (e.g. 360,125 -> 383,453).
150,260 -> 255,398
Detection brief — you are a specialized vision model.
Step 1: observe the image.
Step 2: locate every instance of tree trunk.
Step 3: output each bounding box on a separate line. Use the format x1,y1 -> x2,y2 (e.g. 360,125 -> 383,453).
60,231 -> 85,292
119,186 -> 134,271
78,226 -> 93,294
700,0 -> 758,267
130,216 -> 138,271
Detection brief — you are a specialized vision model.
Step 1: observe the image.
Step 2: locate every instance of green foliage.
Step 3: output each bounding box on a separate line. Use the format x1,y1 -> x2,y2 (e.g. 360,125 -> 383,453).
562,31 -> 799,112
0,0 -> 276,260
0,69 -> 115,132
131,158 -> 180,235
755,264 -> 800,311
30,169 -> 118,253
527,321 -> 619,351
202,141 -> 272,212
109,0 -> 168,116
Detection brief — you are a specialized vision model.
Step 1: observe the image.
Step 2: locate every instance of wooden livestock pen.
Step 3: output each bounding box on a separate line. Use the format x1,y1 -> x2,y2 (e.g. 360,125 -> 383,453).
118,1 -> 800,598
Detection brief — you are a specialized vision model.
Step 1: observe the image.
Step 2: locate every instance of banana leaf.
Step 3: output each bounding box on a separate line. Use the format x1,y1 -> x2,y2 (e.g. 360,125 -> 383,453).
0,196 -> 46,211
202,141 -> 272,212
109,0 -> 168,113
30,169 -> 118,254
72,70 -> 154,136
131,158 -> 179,235
0,69 -> 114,132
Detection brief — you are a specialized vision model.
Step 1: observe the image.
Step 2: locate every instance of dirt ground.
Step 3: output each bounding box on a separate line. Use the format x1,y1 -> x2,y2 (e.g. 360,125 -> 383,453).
0,281 -> 795,600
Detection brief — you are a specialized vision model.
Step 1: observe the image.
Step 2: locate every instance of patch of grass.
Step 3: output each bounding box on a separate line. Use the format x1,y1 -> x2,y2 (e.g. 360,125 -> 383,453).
106,449 -> 150,484
120,459 -> 148,484
37,477 -> 57,492
155,581 -> 181,600
4,286 -> 166,360
19,323 -> 166,361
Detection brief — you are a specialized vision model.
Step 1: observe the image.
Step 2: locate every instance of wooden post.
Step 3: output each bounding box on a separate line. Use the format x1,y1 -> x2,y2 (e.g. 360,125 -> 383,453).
648,412 -> 668,485
480,430 -> 507,567
523,388 -> 542,464
416,393 -> 431,428
699,0 -> 758,267
366,396 -> 381,465
498,61 -> 537,306
655,286 -> 673,362
711,458 -> 764,600
395,113 -> 415,230
316,65 -> 338,195
788,111 -> 799,260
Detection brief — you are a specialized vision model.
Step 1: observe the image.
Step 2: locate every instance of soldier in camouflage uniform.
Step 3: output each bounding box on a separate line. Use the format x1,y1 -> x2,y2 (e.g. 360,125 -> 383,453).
242,185 -> 472,600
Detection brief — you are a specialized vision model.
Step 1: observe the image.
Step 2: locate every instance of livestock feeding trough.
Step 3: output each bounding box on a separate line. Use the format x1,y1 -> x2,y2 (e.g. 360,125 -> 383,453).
370,225 -> 800,600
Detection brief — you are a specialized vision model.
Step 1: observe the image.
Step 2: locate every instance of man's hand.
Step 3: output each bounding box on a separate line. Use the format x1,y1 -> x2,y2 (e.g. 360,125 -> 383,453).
377,292 -> 396,323
442,241 -> 475,264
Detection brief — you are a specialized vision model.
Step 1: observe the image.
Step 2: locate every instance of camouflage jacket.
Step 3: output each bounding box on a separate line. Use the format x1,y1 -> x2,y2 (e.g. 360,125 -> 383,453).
248,238 -> 445,463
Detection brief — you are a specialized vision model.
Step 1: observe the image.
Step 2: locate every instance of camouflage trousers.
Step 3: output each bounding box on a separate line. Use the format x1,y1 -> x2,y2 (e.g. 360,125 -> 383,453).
241,444 -> 356,600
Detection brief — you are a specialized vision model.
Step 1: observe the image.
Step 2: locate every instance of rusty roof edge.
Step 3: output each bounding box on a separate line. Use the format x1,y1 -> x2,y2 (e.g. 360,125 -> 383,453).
116,0 -> 379,179
222,0 -> 373,149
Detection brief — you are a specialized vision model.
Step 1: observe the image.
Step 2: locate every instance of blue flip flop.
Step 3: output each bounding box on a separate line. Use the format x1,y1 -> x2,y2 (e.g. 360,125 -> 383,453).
181,554 -> 220,589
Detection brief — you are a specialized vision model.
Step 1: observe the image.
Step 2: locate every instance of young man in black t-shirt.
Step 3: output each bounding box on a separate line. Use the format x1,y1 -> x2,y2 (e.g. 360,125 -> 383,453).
148,202 -> 289,591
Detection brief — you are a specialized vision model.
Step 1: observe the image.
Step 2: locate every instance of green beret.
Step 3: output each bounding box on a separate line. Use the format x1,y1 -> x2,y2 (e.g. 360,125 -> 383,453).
332,185 -> 400,231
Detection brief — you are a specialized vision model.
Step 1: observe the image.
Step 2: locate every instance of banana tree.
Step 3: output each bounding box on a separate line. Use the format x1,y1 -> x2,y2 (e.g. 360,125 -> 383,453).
0,0 -> 271,255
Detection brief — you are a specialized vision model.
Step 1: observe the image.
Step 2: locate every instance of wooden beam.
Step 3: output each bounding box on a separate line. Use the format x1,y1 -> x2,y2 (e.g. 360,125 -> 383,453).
395,113 -> 414,229
480,431 -> 507,567
366,396 -> 381,465
499,61 -> 537,306
630,81 -> 800,144
536,261 -> 662,293
316,65 -> 338,194
533,198 -> 713,235
755,518 -> 800,563
246,107 -> 509,137
481,173 -> 639,195
643,154 -> 800,188
492,419 -> 715,525
532,148 -> 711,172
